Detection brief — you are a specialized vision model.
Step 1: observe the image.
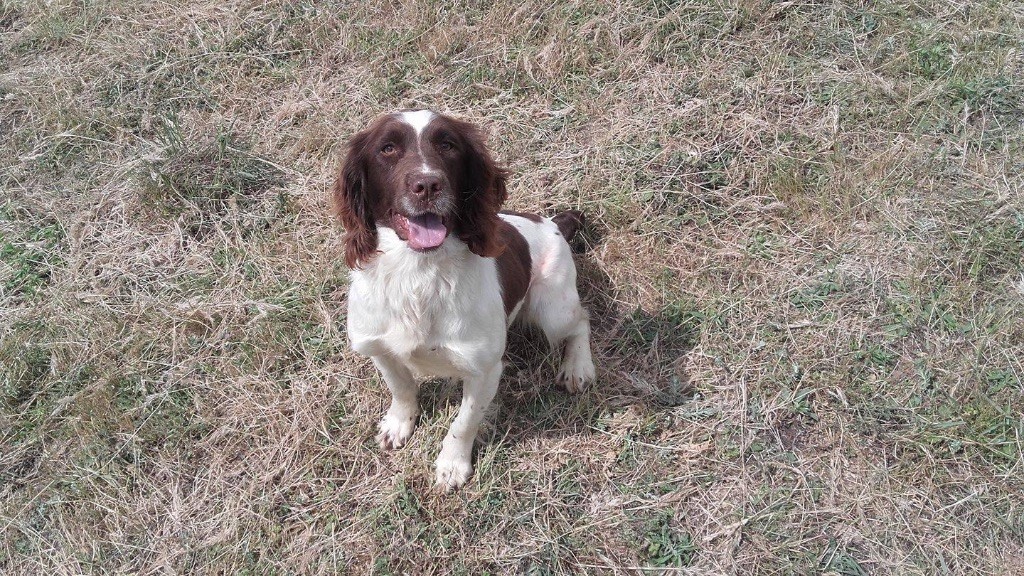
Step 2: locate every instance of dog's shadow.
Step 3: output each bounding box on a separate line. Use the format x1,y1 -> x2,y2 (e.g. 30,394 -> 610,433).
417,221 -> 701,449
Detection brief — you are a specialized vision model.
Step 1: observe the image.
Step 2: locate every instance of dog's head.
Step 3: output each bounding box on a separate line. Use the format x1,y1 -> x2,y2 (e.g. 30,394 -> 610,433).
333,110 -> 509,268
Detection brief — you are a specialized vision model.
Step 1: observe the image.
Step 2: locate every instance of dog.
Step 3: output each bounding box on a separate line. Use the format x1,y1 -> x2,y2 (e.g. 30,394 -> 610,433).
333,110 -> 595,490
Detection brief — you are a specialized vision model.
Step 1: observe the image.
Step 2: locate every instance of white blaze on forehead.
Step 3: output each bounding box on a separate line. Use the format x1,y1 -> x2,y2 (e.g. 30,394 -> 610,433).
398,109 -> 439,174
398,109 -> 435,136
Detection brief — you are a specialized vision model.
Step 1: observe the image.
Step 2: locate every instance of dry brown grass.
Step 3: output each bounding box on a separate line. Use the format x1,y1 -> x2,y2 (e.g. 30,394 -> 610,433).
2,0 -> 1023,574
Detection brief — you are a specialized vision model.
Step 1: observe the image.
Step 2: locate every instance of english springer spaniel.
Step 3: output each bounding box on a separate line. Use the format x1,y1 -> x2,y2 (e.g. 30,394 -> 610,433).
334,110 -> 595,490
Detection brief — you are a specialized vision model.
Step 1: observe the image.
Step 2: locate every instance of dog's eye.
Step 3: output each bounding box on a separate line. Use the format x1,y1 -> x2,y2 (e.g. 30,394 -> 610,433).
438,141 -> 454,152
380,143 -> 396,155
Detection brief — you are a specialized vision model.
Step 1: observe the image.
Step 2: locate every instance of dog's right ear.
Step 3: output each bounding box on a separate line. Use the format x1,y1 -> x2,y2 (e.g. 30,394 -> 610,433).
333,130 -> 378,268
452,118 -> 509,259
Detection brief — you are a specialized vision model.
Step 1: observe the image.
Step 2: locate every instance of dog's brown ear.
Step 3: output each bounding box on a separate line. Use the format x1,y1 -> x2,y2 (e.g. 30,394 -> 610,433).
453,119 -> 509,258
333,130 -> 378,268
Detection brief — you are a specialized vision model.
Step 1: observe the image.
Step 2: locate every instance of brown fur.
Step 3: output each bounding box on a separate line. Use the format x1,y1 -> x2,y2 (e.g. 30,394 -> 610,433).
551,209 -> 585,240
333,112 -> 510,268
333,124 -> 381,268
494,220 -> 531,316
448,117 -> 509,259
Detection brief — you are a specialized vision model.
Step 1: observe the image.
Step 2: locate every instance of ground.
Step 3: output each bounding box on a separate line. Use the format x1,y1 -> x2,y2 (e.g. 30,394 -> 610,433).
2,1 -> 1023,574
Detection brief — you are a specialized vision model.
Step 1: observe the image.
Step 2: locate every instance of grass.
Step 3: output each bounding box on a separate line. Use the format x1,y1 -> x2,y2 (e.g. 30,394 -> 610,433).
2,0 -> 1023,573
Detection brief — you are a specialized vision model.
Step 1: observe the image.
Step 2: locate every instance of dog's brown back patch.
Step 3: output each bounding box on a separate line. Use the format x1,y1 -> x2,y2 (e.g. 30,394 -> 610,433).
495,220 -> 531,317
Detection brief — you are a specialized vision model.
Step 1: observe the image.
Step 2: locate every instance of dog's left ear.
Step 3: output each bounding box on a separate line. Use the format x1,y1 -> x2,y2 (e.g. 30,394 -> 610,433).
454,120 -> 509,258
333,129 -> 379,268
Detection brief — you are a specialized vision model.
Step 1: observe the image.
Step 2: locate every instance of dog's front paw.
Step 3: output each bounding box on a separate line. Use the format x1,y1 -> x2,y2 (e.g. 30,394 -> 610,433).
376,410 -> 417,449
558,351 -> 596,394
435,451 -> 473,492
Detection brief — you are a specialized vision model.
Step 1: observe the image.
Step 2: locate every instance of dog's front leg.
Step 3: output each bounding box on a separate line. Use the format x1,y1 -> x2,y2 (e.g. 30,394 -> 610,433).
435,361 -> 501,491
372,355 -> 419,449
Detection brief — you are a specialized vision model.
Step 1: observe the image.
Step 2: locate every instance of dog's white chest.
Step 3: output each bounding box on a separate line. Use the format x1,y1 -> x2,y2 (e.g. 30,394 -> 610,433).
345,239 -> 507,379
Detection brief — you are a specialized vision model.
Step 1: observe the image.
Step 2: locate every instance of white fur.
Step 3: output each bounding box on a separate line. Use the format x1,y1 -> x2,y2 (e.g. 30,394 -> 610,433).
347,214 -> 595,490
398,109 -> 434,136
398,109 -> 437,174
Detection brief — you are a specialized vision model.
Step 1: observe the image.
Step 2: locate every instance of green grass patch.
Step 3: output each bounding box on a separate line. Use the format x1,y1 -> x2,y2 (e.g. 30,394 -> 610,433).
0,212 -> 64,300
141,120 -> 284,214
635,512 -> 698,569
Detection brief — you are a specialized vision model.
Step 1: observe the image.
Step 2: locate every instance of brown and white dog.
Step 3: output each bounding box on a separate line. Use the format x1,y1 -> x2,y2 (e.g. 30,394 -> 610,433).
333,110 -> 595,490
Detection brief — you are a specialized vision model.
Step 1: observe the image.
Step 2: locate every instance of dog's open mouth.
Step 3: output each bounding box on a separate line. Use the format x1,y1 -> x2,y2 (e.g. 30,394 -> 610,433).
392,212 -> 449,251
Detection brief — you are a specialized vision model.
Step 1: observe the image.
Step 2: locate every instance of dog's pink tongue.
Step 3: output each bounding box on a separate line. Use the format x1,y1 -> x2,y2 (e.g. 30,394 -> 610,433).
406,214 -> 447,250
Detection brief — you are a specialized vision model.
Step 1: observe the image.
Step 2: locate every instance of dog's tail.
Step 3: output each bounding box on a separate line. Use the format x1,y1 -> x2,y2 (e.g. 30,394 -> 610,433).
551,209 -> 585,241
